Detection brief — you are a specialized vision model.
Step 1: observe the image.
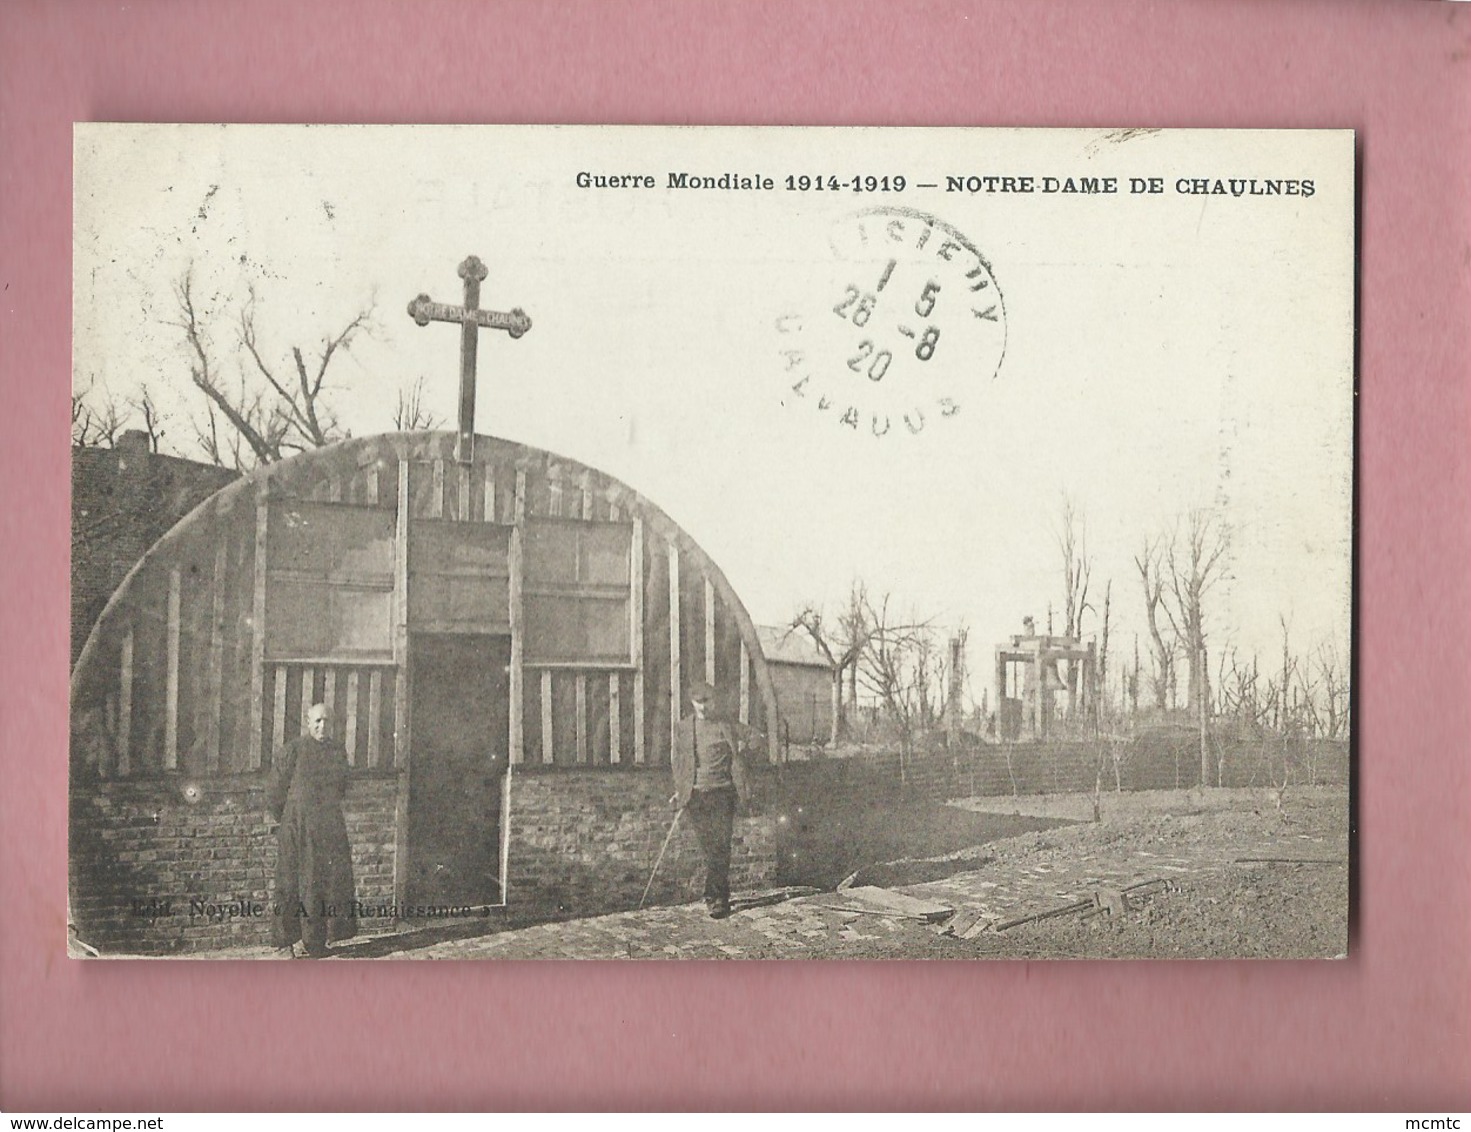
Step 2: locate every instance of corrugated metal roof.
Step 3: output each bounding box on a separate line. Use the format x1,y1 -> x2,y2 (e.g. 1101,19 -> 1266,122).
757,625 -> 832,669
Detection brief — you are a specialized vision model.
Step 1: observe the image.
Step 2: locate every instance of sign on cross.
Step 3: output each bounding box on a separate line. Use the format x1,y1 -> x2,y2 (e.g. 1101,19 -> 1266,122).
407,255 -> 532,463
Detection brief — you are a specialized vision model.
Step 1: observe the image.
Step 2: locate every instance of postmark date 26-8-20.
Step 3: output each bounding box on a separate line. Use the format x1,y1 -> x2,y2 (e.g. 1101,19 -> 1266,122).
777,207 -> 1007,439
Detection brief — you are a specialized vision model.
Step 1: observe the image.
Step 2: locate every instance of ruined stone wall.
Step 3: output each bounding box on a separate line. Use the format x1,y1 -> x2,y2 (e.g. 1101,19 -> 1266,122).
71,437 -> 238,664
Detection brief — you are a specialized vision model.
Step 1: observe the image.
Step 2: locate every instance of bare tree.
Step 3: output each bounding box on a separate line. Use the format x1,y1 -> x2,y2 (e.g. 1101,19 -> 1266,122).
1163,508 -> 1229,717
168,268 -> 373,469
789,580 -> 876,744
191,395 -> 254,471
1276,615 -> 1299,734
912,631 -> 942,729
393,376 -> 444,431
787,607 -> 844,746
854,591 -> 933,786
1129,634 -> 1141,715
1219,647 -> 1267,729
1134,536 -> 1176,710
172,270 -> 283,467
72,381 -> 125,448
73,378 -> 173,457
1294,656 -> 1323,738
1055,496 -> 1094,713
127,384 -> 167,451
1268,615 -> 1302,796
1314,641 -> 1349,740
1057,496 -> 1092,638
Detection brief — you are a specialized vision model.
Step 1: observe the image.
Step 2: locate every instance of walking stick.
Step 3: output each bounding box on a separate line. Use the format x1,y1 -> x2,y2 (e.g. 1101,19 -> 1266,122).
639,806 -> 683,910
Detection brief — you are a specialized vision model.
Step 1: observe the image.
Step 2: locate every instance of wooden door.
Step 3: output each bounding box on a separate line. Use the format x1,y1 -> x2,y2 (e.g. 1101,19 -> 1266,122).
407,633 -> 510,909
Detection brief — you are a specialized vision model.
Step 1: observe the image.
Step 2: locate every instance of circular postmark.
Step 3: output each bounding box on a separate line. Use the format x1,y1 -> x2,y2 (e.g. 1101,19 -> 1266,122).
775,206 -> 1007,438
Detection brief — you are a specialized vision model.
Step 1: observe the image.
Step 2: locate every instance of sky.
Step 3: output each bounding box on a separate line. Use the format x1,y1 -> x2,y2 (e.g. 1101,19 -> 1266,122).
73,125 -> 1354,707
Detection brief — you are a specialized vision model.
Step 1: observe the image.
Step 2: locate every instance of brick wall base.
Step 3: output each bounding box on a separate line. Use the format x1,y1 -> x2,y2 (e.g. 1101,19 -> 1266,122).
505,767 -> 777,917
70,765 -> 780,954
69,776 -> 397,955
71,735 -> 1327,954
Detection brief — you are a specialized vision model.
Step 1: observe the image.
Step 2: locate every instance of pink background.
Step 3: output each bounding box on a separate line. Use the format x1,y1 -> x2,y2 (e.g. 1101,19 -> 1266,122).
2,0 -> 1468,1111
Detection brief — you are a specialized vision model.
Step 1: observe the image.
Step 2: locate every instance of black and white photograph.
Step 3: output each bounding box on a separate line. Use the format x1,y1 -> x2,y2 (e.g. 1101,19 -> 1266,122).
68,124 -> 1354,960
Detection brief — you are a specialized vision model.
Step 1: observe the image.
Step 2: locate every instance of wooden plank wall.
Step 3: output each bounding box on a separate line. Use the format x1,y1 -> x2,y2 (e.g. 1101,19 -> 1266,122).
79,437 -> 769,779
509,456 -> 761,770
520,667 -> 638,768
258,662 -> 399,767
92,501 -> 246,778
220,510 -> 256,771
641,521 -> 671,767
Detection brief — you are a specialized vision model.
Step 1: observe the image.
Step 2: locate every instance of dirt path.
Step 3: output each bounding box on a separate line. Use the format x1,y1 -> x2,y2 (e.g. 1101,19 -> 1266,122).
181,785 -> 1348,960
383,785 -> 1348,959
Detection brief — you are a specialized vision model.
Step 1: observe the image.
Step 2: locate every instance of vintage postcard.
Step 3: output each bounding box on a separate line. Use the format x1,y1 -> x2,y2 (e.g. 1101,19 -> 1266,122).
69,125 -> 1352,959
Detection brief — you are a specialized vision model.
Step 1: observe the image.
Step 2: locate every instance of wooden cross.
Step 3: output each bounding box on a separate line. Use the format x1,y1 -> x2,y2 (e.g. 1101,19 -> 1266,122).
407,254 -> 532,463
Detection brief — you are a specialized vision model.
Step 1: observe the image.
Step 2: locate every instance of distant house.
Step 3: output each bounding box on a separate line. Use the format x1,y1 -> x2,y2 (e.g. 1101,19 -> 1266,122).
758,626 -> 834,746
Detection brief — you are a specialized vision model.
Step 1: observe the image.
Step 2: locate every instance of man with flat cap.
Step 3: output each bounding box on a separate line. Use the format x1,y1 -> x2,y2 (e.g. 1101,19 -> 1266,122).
267,702 -> 357,957
671,680 -> 758,919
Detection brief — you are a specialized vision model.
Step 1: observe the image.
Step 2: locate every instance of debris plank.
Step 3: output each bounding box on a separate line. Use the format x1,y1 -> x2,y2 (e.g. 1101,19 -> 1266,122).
810,886 -> 953,923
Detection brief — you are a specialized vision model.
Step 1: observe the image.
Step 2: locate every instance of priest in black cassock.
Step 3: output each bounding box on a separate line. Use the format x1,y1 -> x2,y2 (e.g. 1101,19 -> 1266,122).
267,702 -> 357,958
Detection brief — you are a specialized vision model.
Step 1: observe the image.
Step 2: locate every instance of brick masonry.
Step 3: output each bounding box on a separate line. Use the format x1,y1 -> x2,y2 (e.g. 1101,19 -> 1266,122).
69,776 -> 396,954
69,734 -> 1341,954
506,767 -> 778,916
69,764 -> 779,954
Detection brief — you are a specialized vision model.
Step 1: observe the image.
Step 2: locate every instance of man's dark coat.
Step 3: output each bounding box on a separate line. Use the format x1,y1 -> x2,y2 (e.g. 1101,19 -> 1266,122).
671,715 -> 753,810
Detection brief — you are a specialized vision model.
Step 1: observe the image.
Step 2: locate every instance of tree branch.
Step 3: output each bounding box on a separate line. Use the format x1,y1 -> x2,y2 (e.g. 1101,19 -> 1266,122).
170,271 -> 279,466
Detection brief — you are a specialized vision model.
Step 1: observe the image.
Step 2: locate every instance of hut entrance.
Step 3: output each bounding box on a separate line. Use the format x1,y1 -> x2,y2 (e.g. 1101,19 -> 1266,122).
406,632 -> 511,909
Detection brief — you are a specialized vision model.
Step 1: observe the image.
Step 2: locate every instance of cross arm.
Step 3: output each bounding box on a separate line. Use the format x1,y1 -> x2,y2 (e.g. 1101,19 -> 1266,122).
406,295 -> 532,338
